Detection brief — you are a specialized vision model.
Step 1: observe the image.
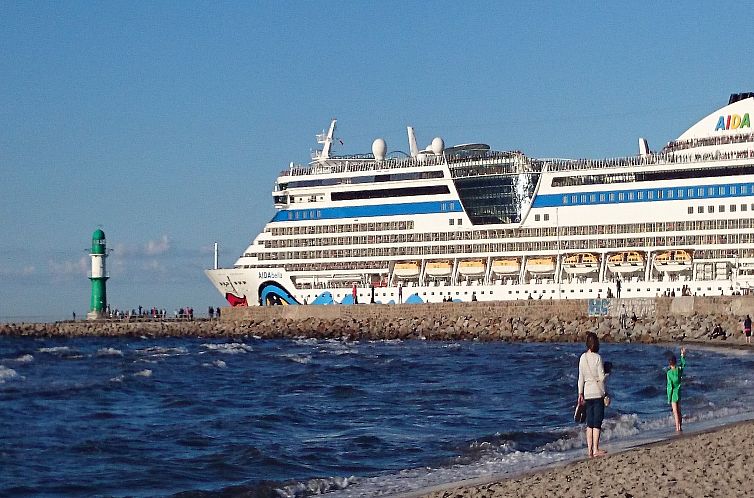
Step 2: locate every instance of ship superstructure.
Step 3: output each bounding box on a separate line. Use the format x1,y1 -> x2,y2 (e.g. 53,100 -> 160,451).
207,93 -> 754,306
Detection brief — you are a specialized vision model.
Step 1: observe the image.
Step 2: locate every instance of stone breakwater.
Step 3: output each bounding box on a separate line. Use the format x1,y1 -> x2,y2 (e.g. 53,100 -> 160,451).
3,296 -> 754,344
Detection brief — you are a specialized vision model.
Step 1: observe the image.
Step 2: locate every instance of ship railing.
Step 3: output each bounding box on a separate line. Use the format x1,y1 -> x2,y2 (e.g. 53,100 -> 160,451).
280,155 -> 446,177
542,149 -> 754,173
662,132 -> 754,154
278,150 -> 525,178
280,146 -> 754,178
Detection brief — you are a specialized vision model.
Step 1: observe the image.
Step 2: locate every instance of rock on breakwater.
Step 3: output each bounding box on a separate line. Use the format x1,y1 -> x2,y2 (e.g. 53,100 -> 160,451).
3,297 -> 754,344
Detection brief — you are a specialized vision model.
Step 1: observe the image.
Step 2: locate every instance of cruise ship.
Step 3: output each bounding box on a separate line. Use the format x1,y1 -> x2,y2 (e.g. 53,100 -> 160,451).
206,93 -> 754,306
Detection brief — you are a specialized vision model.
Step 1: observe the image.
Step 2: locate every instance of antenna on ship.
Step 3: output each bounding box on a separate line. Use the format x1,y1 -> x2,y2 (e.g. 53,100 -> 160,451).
407,126 -> 419,158
314,119 -> 337,162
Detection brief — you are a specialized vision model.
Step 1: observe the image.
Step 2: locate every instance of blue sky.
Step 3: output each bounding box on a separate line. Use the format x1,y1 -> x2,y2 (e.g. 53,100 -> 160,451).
0,1 -> 751,321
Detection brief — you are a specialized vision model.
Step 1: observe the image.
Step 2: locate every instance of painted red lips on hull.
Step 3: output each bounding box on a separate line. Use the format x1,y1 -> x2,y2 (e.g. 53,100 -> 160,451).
225,293 -> 248,307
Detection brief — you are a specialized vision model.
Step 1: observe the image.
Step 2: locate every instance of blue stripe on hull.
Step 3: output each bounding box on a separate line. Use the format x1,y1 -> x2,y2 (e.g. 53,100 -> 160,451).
272,201 -> 463,222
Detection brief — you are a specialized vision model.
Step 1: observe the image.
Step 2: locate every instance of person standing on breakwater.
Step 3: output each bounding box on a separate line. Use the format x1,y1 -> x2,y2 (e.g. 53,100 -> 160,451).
743,315 -> 752,344
578,332 -> 608,458
667,347 -> 687,432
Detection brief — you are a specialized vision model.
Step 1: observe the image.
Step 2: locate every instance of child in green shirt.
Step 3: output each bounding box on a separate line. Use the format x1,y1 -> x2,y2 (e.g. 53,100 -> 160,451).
667,346 -> 687,432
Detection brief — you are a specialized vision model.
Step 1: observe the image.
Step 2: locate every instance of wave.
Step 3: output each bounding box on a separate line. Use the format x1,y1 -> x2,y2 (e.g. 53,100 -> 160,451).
274,476 -> 358,498
282,354 -> 312,364
202,360 -> 227,368
38,346 -> 71,354
1,354 -> 34,365
328,385 -> 367,399
170,475 -> 357,498
201,343 -> 253,354
368,339 -> 403,344
134,369 -> 152,377
326,407 -> 747,498
634,385 -> 663,397
96,347 -> 124,357
293,338 -> 319,346
0,365 -> 20,383
136,346 -> 188,357
11,354 -> 33,363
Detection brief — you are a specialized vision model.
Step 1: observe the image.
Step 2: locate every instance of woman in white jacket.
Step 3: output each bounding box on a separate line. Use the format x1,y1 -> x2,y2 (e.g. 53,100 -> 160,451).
577,332 -> 607,457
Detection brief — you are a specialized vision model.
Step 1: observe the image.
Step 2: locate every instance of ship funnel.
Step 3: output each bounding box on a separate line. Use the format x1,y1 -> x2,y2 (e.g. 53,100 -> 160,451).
638,137 -> 650,157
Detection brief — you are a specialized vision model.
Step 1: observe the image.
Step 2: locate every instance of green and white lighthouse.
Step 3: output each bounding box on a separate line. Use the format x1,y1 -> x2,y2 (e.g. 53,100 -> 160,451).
87,228 -> 109,320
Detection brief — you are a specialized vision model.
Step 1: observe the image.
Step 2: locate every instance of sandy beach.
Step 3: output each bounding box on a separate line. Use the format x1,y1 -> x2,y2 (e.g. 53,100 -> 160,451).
418,420 -> 754,497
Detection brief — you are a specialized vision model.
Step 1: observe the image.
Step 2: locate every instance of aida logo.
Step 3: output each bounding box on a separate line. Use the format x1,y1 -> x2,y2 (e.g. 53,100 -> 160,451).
715,113 -> 751,131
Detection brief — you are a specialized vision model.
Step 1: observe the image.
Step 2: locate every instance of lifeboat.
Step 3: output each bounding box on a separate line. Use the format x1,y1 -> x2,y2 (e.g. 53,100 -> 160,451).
491,258 -> 520,275
425,260 -> 453,278
394,261 -> 420,279
607,251 -> 645,274
562,253 -> 599,275
653,250 -> 692,272
525,257 -> 556,274
458,259 -> 486,277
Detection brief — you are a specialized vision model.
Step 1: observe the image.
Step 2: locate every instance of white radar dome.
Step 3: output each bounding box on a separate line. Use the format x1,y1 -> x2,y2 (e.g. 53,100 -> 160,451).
431,137 -> 444,155
372,138 -> 387,161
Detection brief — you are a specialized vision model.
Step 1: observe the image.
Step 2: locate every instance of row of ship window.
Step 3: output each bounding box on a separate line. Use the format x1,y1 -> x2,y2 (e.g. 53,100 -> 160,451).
240,249 -> 752,271
551,163 -> 754,188
251,234 -> 754,261
256,217 -> 754,251
304,288 -> 723,299
283,185 -> 452,207
561,183 -> 754,206
268,213 -> 750,241
689,203 -> 754,214
536,204 -> 754,221
269,220 -> 415,236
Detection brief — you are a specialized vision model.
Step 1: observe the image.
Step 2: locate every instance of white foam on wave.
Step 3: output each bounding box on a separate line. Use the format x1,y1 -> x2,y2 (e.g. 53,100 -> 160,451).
688,345 -> 754,357
134,369 -> 152,377
323,444 -> 576,498
136,346 -> 188,358
294,338 -> 318,346
96,347 -> 124,357
201,360 -> 227,368
110,374 -> 125,382
1,354 -> 34,364
38,346 -> 70,353
275,475 -> 358,498
334,403 -> 754,498
201,343 -> 253,354
282,353 -> 312,364
316,341 -> 359,355
320,347 -> 358,356
369,338 -> 403,344
0,365 -> 21,383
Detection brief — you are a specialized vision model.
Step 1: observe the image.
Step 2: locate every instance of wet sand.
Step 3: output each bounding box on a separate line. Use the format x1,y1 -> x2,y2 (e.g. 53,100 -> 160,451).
416,420 -> 754,497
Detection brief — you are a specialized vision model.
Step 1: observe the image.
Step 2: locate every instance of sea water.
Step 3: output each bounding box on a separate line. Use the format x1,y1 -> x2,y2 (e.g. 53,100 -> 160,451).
1,336 -> 753,497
